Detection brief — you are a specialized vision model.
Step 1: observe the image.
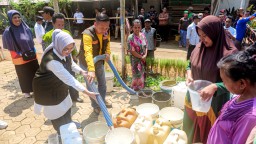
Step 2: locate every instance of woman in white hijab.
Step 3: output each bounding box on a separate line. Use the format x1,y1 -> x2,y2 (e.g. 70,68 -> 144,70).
33,29 -> 97,135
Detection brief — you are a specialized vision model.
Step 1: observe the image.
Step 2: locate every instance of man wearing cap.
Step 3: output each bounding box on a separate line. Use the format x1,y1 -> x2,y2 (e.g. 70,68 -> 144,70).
79,13 -> 112,114
178,10 -> 191,48
39,6 -> 54,33
115,7 -> 120,39
187,6 -> 194,20
186,14 -> 200,60
142,19 -> 157,60
34,16 -> 45,46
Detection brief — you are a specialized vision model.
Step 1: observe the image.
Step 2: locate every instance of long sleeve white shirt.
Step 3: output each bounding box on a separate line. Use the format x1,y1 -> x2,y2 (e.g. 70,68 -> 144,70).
224,26 -> 236,38
34,22 -> 45,44
186,22 -> 200,46
34,49 -> 85,120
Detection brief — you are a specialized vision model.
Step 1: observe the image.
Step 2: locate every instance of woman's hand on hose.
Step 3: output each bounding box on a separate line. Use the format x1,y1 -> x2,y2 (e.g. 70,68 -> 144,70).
87,71 -> 95,83
80,70 -> 88,78
198,84 -> 218,102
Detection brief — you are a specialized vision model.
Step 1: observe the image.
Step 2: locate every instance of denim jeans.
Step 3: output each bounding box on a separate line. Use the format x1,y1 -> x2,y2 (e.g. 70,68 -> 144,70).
179,30 -> 187,47
80,61 -> 106,108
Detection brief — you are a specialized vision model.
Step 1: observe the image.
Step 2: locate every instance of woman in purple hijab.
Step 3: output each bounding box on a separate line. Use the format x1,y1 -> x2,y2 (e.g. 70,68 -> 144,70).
207,43 -> 256,144
2,10 -> 39,98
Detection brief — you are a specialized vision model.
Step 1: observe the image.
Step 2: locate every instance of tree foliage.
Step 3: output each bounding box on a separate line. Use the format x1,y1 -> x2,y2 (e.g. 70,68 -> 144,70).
10,0 -> 45,27
9,0 -> 71,27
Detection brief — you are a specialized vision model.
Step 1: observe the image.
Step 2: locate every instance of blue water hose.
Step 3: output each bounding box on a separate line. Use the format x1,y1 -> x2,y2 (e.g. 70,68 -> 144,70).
93,54 -> 137,95
84,75 -> 113,127
83,55 -> 137,127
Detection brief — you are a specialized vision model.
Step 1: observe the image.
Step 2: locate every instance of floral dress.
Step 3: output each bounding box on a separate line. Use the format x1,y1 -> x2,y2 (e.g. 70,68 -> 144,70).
127,33 -> 148,90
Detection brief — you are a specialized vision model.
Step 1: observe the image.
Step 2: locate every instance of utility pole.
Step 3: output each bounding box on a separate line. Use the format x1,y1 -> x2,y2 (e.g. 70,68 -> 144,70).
135,0 -> 138,17
120,0 -> 126,79
53,0 -> 60,13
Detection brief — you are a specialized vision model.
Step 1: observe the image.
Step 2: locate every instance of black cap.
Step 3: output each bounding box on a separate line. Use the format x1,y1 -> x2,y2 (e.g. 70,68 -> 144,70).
36,16 -> 43,21
38,6 -> 54,14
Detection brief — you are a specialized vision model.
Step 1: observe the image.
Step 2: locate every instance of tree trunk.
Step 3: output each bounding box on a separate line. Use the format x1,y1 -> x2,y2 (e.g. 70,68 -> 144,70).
53,0 -> 60,13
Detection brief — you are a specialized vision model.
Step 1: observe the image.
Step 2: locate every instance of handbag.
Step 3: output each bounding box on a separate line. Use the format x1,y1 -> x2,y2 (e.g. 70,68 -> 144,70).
9,28 -> 36,61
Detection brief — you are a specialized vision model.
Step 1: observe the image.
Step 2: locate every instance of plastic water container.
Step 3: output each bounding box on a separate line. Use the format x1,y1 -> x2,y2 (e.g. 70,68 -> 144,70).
105,127 -> 134,144
163,129 -> 188,144
60,122 -> 82,144
113,108 -> 138,128
48,133 -> 59,144
159,107 -> 184,129
83,121 -> 109,144
130,115 -> 153,144
105,71 -> 114,92
136,103 -> 159,120
171,82 -> 187,109
188,80 -> 213,113
147,118 -> 172,144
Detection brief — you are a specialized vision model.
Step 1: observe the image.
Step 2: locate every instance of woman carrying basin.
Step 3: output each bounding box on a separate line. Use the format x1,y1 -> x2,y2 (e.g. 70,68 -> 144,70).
183,15 -> 237,143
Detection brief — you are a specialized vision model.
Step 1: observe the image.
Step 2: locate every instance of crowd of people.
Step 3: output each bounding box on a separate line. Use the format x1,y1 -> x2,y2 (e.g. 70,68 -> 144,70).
1,4 -> 256,144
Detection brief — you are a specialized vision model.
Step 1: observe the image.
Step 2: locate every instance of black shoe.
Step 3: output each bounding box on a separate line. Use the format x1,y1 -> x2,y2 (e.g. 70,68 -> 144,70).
105,101 -> 112,108
73,97 -> 84,103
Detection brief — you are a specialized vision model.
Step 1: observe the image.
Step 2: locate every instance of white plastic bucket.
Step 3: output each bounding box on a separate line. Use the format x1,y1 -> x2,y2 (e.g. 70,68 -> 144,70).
136,103 -> 159,119
188,80 -> 213,112
159,107 -> 184,129
171,82 -> 187,109
83,121 -> 109,144
105,127 -> 134,144
105,71 -> 114,92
